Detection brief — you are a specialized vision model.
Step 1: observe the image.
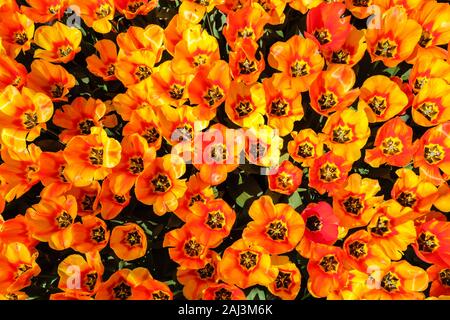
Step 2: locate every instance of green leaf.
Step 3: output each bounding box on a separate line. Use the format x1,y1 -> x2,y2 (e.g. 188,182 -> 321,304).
246,287 -> 266,300
236,191 -> 253,208
288,191 -> 302,209
401,69 -> 411,81
383,66 -> 400,77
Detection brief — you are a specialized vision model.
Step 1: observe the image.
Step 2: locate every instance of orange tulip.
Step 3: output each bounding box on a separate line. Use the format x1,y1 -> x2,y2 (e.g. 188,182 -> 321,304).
57,252 -> 104,296
163,226 -> 209,269
269,35 -> 324,92
114,0 -> 158,20
26,59 -> 76,102
99,178 -> 131,220
229,39 -> 265,85
365,7 -> 421,67
176,251 -> 221,300
0,242 -> 40,294
427,264 -> 450,297
25,194 -> 77,250
135,154 -> 187,215
186,199 -> 236,248
75,0 -> 115,34
267,256 -> 301,300
86,39 -> 118,81
263,73 -> 304,136
309,65 -> 359,117
34,22 -> 82,64
67,182 -> 101,217
287,129 -> 324,167
243,195 -> 305,254
53,97 -> 106,143
0,11 -> 34,58
268,160 -> 303,195
39,151 -> 72,197
324,26 -> 367,67
0,215 -> 38,249
21,0 -> 68,23
122,106 -> 163,150
365,117 -> 416,168
110,223 -> 147,261
359,75 -> 409,123
333,173 -> 384,229
202,283 -> 246,300
0,54 -> 27,90
0,86 -> 53,153
71,216 -> 110,253
413,219 -> 450,266
218,238 -> 277,289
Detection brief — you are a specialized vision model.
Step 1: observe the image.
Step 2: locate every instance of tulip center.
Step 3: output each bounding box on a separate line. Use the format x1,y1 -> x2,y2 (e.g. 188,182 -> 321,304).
270,98 -> 289,116
126,230 -> 142,246
214,288 -> 232,300
85,272 -> 98,291
152,291 -> 171,300
352,0 -> 371,6
184,238 -> 204,257
396,191 -> 416,208
194,0 -> 210,5
331,49 -> 350,64
14,31 -> 28,45
142,126 -> 161,144
418,231 -> 439,253
127,1 -> 145,13
188,194 -> 206,207
174,123 -> 194,141
368,96 -> 387,116
5,293 -> 18,300
206,210 -> 225,230
419,30 -> 433,48
239,251 -> 259,270
50,84 -> 64,98
151,173 -> 172,193
89,147 -> 104,166
12,76 -> 22,87
332,126 -> 353,144
319,163 -> 340,182
78,119 -> 95,135
135,65 -> 152,81
23,111 -> 38,130
96,4 -> 112,18
81,194 -> 96,212
58,46 -> 73,58
55,211 -> 73,229
275,270 -> 293,290
114,194 -> 127,204
16,264 -> 32,278
266,220 -> 288,241
197,263 -> 215,279
276,171 -> 293,190
439,269 -> 450,287
249,142 -> 267,160
413,77 -> 427,93
374,39 -> 397,58
129,157 -> 144,174
113,282 -> 132,300
58,165 -> 68,182
306,215 -> 322,232
313,28 -> 331,45
418,102 -> 439,121
319,255 -> 339,273
210,144 -> 228,162
318,92 -> 337,111
297,142 -> 314,158
424,144 -> 445,164
381,137 -> 403,156
381,272 -> 400,292
193,54 -> 208,67
204,85 -> 224,106
348,240 -> 368,259
235,100 -> 254,117
49,4 -> 62,14
237,27 -> 254,38
107,64 -> 116,76
342,196 -> 364,216
26,165 -> 38,182
290,60 -> 310,77
91,226 -> 106,243
239,58 -> 258,74
169,84 -> 184,100
370,216 -> 390,236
